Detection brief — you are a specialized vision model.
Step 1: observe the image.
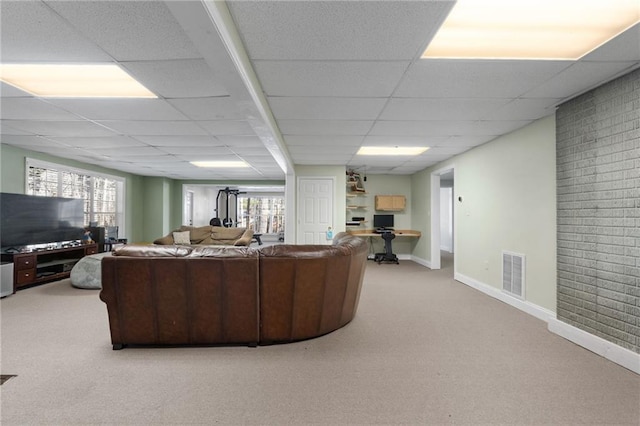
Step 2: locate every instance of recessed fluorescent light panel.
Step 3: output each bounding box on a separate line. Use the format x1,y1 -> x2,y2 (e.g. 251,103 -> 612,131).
191,161 -> 250,168
0,64 -> 156,98
422,0 -> 640,60
357,146 -> 429,156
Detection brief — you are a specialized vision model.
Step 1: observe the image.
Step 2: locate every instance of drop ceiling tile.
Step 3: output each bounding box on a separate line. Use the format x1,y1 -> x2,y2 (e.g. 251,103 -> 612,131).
228,1 -> 453,60
278,119 -> 374,136
284,135 -> 364,147
3,120 -> 118,137
48,99 -> 188,121
254,60 -> 410,97
524,62 -> 639,99
440,136 -> 495,147
89,146 -> 168,157
47,136 -> 147,149
0,135 -> 69,148
215,136 -> 266,147
362,136 -> 432,147
132,135 -> 222,147
96,120 -> 208,136
1,82 -> 32,97
1,98 -> 82,120
168,98 -> 245,121
288,145 -> 358,155
157,146 -> 235,156
198,121 -> 256,136
0,1 -> 112,62
268,97 -> 387,120
46,1 -> 201,61
122,59 -> 229,99
482,99 -> 560,121
395,60 -> 572,98
380,98 -> 511,121
583,23 -> 640,62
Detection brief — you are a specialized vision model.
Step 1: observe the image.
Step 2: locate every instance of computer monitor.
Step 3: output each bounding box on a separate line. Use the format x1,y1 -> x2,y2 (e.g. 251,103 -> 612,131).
373,214 -> 394,230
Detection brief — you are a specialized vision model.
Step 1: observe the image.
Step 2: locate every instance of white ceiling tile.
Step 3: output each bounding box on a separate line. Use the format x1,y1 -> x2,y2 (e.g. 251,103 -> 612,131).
96,120 -> 208,136
1,98 -> 81,120
255,60 -> 410,97
0,1 -> 112,62
482,99 -> 560,121
583,23 -> 640,62
122,59 -> 229,99
47,136 -> 147,149
395,60 -> 572,98
198,121 -> 256,136
157,146 -> 235,156
284,135 -> 364,147
89,146 -> 168,157
362,136 -> 432,147
132,135 -> 222,147
228,1 -> 453,60
278,120 -> 374,136
215,136 -> 269,147
3,120 -> 118,137
380,98 -> 512,121
46,1 -> 201,61
0,135 -> 69,148
168,98 -> 245,121
48,99 -> 188,121
268,97 -> 387,120
524,62 -> 640,99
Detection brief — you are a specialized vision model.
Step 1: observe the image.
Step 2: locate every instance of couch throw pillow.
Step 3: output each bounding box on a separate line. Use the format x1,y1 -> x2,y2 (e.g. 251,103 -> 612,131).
172,231 -> 191,245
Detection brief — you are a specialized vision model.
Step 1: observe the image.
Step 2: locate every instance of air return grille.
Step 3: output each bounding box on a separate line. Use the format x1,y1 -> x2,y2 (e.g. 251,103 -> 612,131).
502,251 -> 525,299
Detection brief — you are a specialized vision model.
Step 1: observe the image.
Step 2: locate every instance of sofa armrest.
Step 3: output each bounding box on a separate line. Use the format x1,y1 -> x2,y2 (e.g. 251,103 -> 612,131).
234,229 -> 254,246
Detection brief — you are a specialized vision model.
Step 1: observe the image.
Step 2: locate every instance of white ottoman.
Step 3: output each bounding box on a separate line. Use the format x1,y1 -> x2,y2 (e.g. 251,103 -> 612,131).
70,252 -> 112,289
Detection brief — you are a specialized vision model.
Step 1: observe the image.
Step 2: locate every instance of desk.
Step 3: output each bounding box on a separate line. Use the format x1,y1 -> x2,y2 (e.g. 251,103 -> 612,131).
347,229 -> 421,238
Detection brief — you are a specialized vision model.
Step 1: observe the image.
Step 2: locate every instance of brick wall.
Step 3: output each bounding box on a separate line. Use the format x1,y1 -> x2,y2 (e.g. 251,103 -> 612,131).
556,68 -> 640,354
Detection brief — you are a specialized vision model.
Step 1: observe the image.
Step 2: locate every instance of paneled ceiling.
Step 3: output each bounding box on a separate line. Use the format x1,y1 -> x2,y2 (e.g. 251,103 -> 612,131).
1,1 -> 639,180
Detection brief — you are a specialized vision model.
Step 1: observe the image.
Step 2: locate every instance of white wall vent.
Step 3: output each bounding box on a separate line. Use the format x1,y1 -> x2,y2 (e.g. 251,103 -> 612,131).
502,251 -> 525,299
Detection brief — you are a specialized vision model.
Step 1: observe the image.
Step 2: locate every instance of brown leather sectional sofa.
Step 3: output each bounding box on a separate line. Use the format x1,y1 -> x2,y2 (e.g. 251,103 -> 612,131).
153,225 -> 254,246
99,232 -> 367,349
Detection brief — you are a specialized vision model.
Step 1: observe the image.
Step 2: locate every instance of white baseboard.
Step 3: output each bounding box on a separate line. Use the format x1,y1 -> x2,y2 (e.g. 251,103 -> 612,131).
410,255 -> 431,268
454,272 -> 554,323
451,271 -> 639,375
548,318 -> 640,375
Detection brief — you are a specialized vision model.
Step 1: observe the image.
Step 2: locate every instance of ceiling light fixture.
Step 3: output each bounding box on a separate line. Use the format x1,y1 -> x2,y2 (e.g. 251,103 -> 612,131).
190,161 -> 250,168
0,63 -> 157,98
357,146 -> 429,156
422,0 -> 640,60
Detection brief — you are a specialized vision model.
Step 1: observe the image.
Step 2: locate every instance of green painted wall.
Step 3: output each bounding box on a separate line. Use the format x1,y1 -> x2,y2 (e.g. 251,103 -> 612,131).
411,115 -> 557,312
0,143 -> 146,242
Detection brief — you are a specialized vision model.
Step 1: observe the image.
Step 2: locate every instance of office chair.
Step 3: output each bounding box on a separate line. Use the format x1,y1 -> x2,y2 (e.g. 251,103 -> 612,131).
374,231 -> 399,264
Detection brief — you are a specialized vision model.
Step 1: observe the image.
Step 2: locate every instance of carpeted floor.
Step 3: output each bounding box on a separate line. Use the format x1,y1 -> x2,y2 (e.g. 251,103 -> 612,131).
1,255 -> 639,425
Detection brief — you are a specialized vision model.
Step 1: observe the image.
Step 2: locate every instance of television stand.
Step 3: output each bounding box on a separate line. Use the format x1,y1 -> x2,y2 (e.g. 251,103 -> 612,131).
1,244 -> 97,292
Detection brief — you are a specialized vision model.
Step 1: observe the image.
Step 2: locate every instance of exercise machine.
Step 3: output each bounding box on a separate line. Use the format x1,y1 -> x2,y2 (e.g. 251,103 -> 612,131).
215,187 -> 246,227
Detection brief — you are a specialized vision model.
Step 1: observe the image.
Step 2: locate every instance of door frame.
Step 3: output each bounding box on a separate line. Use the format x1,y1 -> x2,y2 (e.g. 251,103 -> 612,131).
296,176 -> 335,244
430,165 -> 455,270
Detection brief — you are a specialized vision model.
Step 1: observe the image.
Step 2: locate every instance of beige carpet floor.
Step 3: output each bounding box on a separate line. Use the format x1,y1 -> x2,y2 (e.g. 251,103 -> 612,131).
1,254 -> 639,425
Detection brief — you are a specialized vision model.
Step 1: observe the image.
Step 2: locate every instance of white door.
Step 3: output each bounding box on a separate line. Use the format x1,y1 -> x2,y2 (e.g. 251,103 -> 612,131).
297,178 -> 333,244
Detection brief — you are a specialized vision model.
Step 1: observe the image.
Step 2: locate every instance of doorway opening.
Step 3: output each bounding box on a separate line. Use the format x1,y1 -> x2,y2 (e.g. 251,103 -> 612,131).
430,166 -> 455,272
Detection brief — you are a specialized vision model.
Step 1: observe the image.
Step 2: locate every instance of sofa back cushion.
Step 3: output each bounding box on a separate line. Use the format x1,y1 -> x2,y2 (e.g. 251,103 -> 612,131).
113,244 -> 193,257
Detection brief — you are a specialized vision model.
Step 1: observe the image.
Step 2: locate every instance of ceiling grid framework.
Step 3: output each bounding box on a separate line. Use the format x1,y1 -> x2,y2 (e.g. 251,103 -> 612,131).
1,0 -> 639,179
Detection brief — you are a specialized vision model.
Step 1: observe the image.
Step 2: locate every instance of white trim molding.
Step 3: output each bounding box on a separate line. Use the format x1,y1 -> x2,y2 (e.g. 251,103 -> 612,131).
454,272 -> 554,323
451,271 -> 639,375
548,318 -> 640,375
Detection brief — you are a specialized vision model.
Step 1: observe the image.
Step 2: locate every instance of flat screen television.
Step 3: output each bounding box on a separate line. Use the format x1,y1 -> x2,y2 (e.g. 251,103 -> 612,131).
1,193 -> 85,249
373,214 -> 394,230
